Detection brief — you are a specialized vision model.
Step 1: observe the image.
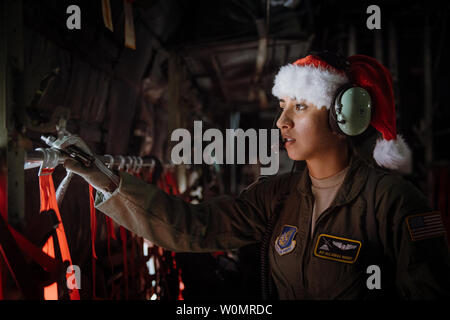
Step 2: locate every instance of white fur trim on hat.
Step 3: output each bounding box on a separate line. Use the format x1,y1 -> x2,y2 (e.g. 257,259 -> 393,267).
373,134 -> 412,174
272,64 -> 348,109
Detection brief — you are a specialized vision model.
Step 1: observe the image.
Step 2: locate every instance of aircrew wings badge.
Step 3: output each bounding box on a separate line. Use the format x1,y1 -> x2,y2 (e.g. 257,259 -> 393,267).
275,225 -> 298,255
314,234 -> 362,264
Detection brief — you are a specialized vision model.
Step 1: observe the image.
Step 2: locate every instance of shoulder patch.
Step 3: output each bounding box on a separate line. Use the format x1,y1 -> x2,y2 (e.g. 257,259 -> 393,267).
406,211 -> 446,241
275,225 -> 298,255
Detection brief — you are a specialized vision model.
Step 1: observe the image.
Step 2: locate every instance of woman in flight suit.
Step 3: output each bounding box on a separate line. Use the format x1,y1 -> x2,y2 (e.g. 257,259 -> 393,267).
65,52 -> 450,299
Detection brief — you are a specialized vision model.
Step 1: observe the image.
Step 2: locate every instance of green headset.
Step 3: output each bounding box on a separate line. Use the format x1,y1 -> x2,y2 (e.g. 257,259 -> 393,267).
316,51 -> 372,137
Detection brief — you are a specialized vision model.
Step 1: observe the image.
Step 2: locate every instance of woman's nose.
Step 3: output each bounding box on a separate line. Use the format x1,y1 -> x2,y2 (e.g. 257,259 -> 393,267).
276,110 -> 293,130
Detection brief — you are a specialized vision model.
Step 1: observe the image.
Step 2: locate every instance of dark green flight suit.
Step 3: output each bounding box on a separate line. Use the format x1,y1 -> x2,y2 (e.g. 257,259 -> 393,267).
95,153 -> 450,299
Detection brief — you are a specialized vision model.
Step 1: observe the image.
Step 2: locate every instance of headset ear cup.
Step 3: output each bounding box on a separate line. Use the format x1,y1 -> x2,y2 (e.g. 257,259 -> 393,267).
337,87 -> 372,136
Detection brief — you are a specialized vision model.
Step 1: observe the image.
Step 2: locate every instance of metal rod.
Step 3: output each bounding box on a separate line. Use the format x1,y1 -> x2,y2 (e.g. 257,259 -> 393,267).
24,150 -> 155,170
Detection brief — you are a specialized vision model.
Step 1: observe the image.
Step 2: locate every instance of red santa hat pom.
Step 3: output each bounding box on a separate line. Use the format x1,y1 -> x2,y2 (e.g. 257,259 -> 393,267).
348,55 -> 412,174
372,134 -> 412,174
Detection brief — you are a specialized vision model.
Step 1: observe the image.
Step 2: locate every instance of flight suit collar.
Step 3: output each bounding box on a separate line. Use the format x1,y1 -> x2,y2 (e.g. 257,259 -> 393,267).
296,152 -> 369,206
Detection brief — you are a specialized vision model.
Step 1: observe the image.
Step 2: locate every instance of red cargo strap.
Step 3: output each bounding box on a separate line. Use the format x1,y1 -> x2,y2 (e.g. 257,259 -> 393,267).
166,170 -> 179,196
130,233 -> 136,285
105,215 -> 116,275
106,216 -> 117,241
40,168 -> 80,300
120,226 -> 129,299
89,185 -> 98,298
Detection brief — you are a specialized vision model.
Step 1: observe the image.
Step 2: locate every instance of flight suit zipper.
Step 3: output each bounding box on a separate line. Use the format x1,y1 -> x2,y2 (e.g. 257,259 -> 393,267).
301,201 -> 339,293
311,203 -> 338,240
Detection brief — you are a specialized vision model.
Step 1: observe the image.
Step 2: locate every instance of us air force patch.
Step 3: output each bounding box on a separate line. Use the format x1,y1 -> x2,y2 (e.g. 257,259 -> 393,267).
406,211 -> 446,241
275,225 -> 298,255
314,234 -> 362,264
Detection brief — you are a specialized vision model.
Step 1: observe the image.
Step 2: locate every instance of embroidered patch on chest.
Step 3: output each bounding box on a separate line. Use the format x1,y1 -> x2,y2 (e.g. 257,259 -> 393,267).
406,211 -> 446,241
275,225 -> 298,256
314,234 -> 362,264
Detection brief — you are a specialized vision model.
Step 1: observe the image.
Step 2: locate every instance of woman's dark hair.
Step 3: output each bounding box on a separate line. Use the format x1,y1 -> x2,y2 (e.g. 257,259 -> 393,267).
346,125 -> 379,168
309,50 -> 350,73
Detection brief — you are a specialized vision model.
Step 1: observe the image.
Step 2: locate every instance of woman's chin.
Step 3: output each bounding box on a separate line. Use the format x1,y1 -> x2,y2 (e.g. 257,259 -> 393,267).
286,151 -> 305,162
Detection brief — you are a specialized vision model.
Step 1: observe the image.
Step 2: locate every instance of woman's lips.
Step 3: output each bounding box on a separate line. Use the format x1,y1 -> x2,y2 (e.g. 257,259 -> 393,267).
283,138 -> 296,147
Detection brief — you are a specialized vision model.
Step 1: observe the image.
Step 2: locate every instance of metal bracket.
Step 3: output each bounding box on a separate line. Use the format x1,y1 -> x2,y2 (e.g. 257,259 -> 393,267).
135,156 -> 143,173
105,154 -> 114,169
117,155 -> 125,171
125,156 -> 133,173
35,147 -> 61,176
131,156 -> 139,172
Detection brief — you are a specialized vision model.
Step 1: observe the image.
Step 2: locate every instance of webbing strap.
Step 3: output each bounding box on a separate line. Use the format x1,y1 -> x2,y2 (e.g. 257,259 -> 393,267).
120,226 -> 129,299
39,168 -> 80,300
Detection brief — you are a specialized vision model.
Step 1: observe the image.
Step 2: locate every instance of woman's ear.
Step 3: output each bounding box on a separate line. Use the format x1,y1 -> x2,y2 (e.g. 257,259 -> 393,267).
326,108 -> 346,138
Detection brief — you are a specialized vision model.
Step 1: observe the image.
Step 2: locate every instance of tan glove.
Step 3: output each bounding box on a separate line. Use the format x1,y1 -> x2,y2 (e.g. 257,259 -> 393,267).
64,158 -> 119,194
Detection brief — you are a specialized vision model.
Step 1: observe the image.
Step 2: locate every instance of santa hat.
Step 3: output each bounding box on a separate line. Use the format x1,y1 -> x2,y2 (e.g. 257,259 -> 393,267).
272,54 -> 412,174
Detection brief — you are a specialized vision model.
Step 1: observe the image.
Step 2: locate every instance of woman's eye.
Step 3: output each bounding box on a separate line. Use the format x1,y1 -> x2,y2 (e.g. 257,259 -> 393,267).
295,104 -> 306,111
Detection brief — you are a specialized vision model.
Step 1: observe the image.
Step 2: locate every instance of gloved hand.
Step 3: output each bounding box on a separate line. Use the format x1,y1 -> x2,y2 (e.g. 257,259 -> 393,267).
64,158 -> 119,194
